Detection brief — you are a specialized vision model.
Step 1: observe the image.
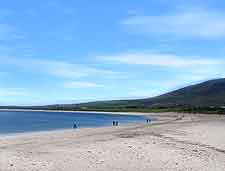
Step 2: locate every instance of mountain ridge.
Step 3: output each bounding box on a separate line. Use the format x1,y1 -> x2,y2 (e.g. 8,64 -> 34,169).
1,78 -> 225,113
73,78 -> 225,109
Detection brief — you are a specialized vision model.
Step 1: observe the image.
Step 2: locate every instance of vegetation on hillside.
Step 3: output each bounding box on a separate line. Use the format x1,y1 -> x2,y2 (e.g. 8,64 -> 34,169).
1,78 -> 225,114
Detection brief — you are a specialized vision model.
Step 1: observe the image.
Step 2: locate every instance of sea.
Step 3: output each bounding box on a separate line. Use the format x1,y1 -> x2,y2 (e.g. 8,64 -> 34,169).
0,110 -> 150,135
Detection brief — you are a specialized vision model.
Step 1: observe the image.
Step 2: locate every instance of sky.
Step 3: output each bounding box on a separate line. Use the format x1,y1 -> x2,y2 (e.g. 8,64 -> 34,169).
1,0 -> 225,105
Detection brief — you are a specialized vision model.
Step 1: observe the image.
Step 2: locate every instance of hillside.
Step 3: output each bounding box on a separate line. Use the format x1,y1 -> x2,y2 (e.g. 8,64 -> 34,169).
1,78 -> 225,113
143,78 -> 225,107
73,78 -> 225,110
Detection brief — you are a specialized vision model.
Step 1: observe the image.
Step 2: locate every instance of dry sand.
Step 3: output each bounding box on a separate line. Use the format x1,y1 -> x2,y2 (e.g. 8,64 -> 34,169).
0,113 -> 225,171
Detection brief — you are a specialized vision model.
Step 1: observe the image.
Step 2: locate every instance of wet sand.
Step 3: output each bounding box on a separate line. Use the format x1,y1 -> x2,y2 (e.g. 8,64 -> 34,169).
0,113 -> 225,171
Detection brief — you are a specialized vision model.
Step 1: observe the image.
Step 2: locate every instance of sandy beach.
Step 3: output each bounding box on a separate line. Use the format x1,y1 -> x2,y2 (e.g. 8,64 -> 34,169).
0,113 -> 225,171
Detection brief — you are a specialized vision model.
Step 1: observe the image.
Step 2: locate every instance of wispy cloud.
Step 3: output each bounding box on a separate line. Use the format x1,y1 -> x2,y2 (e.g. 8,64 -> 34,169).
127,87 -> 162,98
122,8 -> 225,39
0,88 -> 29,97
0,23 -> 24,41
63,81 -> 104,89
98,52 -> 223,67
0,9 -> 24,41
0,56 -> 118,79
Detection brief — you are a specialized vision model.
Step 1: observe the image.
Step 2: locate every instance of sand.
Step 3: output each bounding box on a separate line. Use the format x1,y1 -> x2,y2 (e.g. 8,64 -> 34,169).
0,113 -> 225,171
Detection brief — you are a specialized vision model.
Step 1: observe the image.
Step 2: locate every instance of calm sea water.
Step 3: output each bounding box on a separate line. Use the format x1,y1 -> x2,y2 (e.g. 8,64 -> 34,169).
0,111 -> 149,135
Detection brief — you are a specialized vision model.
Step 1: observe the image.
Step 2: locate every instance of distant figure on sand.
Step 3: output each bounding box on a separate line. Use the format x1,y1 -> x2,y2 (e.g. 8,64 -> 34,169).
73,123 -> 77,129
146,119 -> 151,123
112,121 -> 119,126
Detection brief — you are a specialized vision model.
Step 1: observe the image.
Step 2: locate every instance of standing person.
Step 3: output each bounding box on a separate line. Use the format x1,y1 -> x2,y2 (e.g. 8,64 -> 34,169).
73,123 -> 77,129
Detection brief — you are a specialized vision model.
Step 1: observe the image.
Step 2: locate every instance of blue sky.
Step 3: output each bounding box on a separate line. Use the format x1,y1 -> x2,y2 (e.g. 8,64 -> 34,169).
1,0 -> 225,105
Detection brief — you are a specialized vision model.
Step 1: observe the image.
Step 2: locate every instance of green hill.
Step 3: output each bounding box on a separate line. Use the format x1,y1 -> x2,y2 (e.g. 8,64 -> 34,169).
62,78 -> 225,114
143,78 -> 225,107
2,78 -> 225,113
75,78 -> 225,109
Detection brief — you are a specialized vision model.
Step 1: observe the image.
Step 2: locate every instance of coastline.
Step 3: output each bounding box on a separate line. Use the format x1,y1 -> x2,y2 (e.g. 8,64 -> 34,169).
0,110 -> 214,139
1,113 -> 225,170
0,108 -> 180,117
0,108 -> 151,116
0,109 -> 169,138
0,112 -> 179,139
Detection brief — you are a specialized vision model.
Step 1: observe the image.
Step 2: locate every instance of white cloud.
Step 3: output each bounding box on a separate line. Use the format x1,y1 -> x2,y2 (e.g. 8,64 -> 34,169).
0,24 -> 24,41
98,52 -> 223,67
0,88 -> 29,96
46,62 -> 117,79
63,81 -> 104,89
0,45 -> 11,52
0,9 -> 24,41
0,56 -> 118,79
122,8 -> 225,39
128,87 -> 162,98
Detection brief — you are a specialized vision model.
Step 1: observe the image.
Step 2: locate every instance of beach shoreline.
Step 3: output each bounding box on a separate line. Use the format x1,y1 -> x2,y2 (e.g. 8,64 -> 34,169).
1,113 -> 225,171
0,108 -> 180,117
0,108 -> 148,116
0,109 -> 163,137
0,112 -> 175,139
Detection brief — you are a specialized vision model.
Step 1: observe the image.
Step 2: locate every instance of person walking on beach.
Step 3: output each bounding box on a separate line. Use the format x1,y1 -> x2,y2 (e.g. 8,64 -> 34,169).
73,123 -> 77,129
146,119 -> 151,123
112,121 -> 119,126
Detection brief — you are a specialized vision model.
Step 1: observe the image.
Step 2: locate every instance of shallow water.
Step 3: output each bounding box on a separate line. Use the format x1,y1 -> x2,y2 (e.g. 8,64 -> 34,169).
0,111 -> 149,135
